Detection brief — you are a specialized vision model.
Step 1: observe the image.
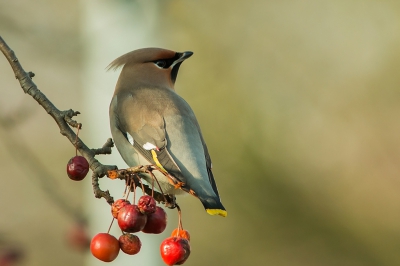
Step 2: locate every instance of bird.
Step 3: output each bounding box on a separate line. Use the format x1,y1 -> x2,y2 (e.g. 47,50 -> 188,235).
108,48 -> 227,217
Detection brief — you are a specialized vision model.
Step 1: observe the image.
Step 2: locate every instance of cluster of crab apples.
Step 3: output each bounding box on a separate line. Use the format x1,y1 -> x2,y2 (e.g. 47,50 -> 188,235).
66,155 -> 191,265
90,196 -> 191,265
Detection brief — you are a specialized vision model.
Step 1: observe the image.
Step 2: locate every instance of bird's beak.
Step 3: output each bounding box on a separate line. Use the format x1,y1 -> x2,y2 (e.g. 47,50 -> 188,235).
179,51 -> 194,60
171,51 -> 193,68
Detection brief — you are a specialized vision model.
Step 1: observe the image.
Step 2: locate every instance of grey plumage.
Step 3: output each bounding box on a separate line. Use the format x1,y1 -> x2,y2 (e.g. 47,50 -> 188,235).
109,48 -> 226,217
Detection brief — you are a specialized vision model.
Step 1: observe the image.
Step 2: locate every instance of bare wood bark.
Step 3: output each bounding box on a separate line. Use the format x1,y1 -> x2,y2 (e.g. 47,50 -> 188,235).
0,36 -> 173,207
0,113 -> 85,221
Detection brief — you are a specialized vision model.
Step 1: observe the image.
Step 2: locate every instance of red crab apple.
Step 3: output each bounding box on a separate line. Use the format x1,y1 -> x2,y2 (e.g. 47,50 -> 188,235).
160,237 -> 191,265
138,195 -> 157,214
118,205 -> 147,233
90,233 -> 120,262
119,234 -> 141,255
111,199 -> 131,219
67,156 -> 89,181
142,206 -> 167,234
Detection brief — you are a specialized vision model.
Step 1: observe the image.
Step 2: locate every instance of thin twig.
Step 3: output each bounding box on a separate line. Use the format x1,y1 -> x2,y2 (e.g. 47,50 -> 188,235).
0,36 -> 117,204
0,36 -> 178,209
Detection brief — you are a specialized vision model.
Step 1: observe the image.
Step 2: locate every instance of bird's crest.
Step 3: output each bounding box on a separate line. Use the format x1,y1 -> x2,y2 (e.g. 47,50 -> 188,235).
106,50 -> 136,71
106,48 -> 177,71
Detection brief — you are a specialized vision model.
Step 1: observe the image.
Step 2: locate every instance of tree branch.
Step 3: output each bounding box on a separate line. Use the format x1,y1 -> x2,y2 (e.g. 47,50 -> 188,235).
0,36 -> 111,174
0,36 -> 171,207
91,138 -> 114,155
0,112 -> 85,221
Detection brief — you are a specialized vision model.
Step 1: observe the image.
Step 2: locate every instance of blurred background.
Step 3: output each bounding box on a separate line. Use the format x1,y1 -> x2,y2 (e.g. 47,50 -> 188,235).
1,0 -> 400,265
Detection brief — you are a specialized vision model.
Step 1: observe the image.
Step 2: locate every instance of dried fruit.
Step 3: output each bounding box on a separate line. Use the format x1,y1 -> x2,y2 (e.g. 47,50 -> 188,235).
142,206 -> 167,234
138,195 -> 157,214
160,237 -> 191,265
111,199 -> 131,219
117,205 -> 147,233
90,233 -> 120,262
119,234 -> 141,255
67,156 -> 89,181
171,228 -> 190,241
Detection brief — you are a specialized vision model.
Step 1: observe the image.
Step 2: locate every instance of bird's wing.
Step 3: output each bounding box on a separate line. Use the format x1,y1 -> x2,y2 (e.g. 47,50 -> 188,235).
112,91 -> 186,185
190,118 -> 221,198
112,89 -> 221,199
203,143 -> 220,198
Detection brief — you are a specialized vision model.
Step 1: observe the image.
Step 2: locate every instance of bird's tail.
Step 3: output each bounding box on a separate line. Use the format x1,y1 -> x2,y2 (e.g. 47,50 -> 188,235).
199,196 -> 227,217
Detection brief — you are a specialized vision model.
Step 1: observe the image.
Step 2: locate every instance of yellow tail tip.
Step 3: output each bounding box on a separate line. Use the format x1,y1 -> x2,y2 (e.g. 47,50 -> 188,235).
206,209 -> 228,217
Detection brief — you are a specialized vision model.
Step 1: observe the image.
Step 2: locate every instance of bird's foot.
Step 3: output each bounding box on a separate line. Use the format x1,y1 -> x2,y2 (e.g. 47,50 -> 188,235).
164,194 -> 177,209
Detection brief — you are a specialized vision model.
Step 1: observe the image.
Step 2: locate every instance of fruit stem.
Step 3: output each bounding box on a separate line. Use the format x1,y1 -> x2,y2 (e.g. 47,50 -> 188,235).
132,178 -> 136,204
107,217 -> 114,234
176,204 -> 183,234
147,171 -> 168,203
151,178 -> 154,198
123,182 -> 128,198
124,179 -> 131,200
137,175 -> 145,193
74,126 -> 81,156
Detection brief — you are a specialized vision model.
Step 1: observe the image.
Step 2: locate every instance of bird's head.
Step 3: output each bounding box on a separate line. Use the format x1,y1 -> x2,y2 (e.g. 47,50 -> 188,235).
108,48 -> 193,90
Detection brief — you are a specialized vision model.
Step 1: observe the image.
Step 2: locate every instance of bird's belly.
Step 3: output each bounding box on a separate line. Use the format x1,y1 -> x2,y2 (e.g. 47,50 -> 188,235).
111,124 -> 185,196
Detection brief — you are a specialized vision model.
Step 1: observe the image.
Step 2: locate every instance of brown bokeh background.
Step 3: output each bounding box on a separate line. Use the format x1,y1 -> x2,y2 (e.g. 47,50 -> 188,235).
1,1 -> 400,266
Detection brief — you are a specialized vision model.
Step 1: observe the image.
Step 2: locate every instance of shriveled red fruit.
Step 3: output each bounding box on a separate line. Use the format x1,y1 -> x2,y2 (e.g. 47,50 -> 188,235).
171,228 -> 190,241
138,195 -> 156,214
117,205 -> 147,233
142,206 -> 167,234
67,156 -> 89,181
160,237 -> 190,265
90,233 -> 120,262
119,234 -> 141,255
111,199 -> 131,219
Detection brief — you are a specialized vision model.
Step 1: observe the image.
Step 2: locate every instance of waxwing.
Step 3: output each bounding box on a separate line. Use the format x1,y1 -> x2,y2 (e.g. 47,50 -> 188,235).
108,48 -> 227,217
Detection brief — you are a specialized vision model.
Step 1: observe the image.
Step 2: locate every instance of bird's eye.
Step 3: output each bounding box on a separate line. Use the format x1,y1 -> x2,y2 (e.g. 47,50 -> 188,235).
155,60 -> 166,68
